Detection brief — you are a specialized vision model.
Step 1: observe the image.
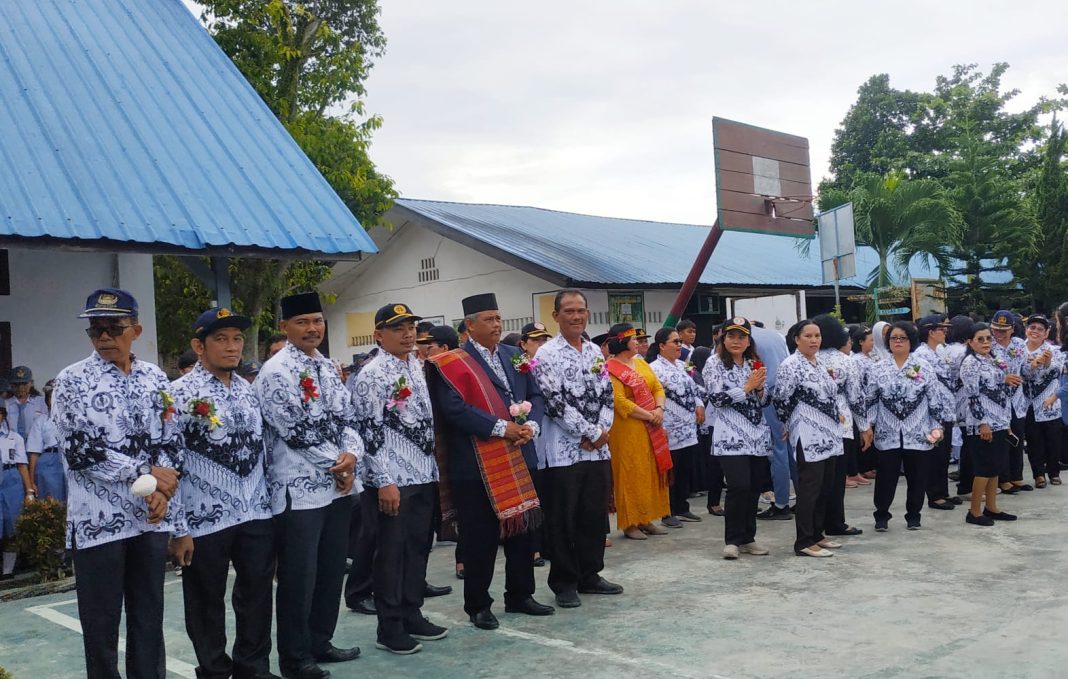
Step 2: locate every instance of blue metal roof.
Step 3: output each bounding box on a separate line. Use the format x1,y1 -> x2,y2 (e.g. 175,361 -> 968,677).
396,198 -> 939,288
0,0 -> 376,257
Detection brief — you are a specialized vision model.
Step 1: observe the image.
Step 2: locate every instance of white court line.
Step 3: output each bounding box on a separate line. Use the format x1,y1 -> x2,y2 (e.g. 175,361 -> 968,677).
25,600 -> 198,678
425,612 -> 726,679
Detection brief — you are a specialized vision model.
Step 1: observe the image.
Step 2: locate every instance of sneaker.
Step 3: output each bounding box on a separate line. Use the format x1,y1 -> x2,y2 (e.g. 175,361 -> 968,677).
661,516 -> 683,529
739,542 -> 769,555
405,617 -> 448,641
906,519 -> 921,530
722,544 -> 739,560
677,511 -> 702,522
375,632 -> 423,655
874,520 -> 888,532
966,512 -> 995,526
757,505 -> 792,521
759,491 -> 774,505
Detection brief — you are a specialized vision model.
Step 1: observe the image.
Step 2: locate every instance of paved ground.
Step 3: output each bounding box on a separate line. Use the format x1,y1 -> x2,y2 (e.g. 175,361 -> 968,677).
2,477 -> 1067,679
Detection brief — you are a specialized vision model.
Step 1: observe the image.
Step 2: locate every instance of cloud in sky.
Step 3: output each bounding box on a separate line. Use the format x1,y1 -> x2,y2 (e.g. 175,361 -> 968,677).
186,1 -> 1066,225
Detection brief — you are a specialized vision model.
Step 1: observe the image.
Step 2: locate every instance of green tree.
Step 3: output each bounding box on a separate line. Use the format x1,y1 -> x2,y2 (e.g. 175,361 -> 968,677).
155,0 -> 396,360
942,131 -> 1040,315
1018,118 -> 1068,311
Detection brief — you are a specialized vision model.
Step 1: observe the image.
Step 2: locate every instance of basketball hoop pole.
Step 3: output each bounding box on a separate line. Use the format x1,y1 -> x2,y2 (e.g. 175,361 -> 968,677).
664,219 -> 723,328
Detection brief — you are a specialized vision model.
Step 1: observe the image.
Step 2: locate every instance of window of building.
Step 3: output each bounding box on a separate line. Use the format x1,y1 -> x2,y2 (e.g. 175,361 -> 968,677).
418,257 -> 439,283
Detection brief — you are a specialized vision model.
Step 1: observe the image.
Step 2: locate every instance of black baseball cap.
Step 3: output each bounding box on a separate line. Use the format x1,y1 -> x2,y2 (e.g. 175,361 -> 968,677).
375,303 -> 422,329
193,307 -> 251,340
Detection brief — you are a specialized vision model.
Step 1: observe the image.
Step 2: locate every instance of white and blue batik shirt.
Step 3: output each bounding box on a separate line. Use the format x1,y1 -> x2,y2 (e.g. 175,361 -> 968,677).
350,351 -> 437,489
255,342 -> 364,514
1020,341 -> 1065,423
959,352 -> 1013,435
51,352 -> 186,549
773,352 -> 843,462
170,364 -> 271,538
650,356 -> 702,451
993,337 -> 1028,418
703,355 -> 771,457
863,354 -> 949,452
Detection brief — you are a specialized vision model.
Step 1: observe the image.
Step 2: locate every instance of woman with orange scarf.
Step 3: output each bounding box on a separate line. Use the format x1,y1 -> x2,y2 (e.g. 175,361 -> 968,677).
605,323 -> 673,540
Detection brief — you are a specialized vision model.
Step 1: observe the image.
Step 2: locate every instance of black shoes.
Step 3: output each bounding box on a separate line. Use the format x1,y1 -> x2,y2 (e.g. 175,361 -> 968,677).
314,644 -> 360,664
533,557 -> 547,567
375,632 -> 422,655
281,665 -> 330,679
983,509 -> 1018,521
577,577 -> 624,595
874,519 -> 888,532
948,496 -> 964,505
677,511 -> 703,522
348,597 -> 376,615
405,616 -> 449,640
555,590 -> 581,608
928,500 -> 955,510
966,512 -> 995,526
826,526 -> 863,536
906,518 -> 921,530
504,597 -> 555,616
424,583 -> 452,598
757,505 -> 792,520
469,608 -> 500,630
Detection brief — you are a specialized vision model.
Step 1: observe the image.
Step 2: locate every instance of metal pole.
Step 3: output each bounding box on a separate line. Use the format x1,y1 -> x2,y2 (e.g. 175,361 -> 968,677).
832,210 -> 841,310
212,256 -> 232,309
664,220 -> 723,328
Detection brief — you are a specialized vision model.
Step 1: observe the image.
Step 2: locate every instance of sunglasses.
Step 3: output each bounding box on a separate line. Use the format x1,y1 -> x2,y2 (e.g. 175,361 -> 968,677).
888,336 -> 909,342
666,339 -> 682,345
85,323 -> 132,339
973,336 -> 993,343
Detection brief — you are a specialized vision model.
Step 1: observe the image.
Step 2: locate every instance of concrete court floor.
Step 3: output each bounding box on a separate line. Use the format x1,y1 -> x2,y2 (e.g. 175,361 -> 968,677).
1,477 -> 1067,679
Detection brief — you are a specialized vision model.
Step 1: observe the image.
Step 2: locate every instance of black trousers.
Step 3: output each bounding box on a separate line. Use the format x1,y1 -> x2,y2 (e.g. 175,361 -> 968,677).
719,455 -> 765,545
873,448 -> 927,523
183,519 -> 275,679
956,433 -> 975,495
793,445 -> 836,553
926,422 -> 954,502
844,431 -> 859,477
530,468 -> 548,558
823,444 -> 849,534
451,479 -> 535,614
73,531 -> 169,679
999,415 -> 1025,484
361,483 -> 434,634
668,444 -> 698,516
343,493 -> 375,607
543,460 -> 611,595
1026,410 -> 1062,479
274,495 -> 351,671
698,432 -> 725,507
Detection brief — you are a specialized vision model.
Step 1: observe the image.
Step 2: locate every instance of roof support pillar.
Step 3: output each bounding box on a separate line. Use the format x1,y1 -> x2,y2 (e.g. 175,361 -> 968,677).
178,256 -> 231,309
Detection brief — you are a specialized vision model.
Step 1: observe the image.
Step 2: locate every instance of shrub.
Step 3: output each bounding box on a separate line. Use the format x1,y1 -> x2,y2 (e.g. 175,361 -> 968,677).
13,498 -> 67,582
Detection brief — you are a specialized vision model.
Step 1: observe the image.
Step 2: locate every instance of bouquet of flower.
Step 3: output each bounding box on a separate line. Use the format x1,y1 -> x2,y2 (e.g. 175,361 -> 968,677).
387,376 -> 413,413
187,397 -> 222,430
684,360 -> 697,377
591,357 -> 608,379
509,400 -> 532,423
926,427 -> 944,444
299,369 -> 320,403
826,367 -> 840,381
905,364 -> 923,382
991,355 -> 1009,371
749,360 -> 764,371
159,390 -> 176,423
512,353 -> 539,374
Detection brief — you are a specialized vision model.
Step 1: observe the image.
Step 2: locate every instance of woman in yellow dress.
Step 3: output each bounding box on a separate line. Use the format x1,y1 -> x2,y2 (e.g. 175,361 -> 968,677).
605,323 -> 673,540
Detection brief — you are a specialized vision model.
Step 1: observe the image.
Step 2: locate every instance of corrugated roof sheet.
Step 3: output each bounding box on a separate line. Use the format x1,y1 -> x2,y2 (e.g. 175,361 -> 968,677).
0,0 -> 376,257
396,198 -> 939,288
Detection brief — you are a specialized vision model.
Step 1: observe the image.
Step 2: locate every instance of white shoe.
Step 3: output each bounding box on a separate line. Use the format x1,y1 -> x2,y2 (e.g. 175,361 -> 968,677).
759,492 -> 774,505
817,539 -> 842,549
722,544 -> 739,560
797,546 -> 834,558
739,542 -> 769,555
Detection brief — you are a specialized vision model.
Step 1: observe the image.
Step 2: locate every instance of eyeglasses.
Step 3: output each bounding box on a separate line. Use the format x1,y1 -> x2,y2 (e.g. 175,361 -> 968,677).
888,336 -> 909,343
974,336 -> 993,343
85,324 -> 132,339
667,339 -> 682,345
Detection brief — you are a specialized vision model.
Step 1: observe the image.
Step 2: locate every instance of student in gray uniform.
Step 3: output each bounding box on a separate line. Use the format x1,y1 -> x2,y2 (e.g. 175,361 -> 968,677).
0,406 -> 32,580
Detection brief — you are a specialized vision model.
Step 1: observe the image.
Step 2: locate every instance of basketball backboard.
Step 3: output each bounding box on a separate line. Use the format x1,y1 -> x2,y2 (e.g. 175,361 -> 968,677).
713,117 -> 814,237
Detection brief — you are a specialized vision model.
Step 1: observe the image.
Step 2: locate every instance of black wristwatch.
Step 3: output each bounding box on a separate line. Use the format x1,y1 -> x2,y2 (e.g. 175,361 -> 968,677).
138,462 -> 152,476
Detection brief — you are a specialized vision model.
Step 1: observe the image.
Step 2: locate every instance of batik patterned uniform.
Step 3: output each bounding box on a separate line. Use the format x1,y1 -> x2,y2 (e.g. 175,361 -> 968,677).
959,353 -> 1013,434
1021,343 -> 1065,423
51,352 -> 185,549
993,337 -> 1029,418
863,356 -> 948,451
255,343 -> 364,514
772,352 -> 843,462
170,364 -> 271,537
533,335 -> 614,466
703,356 -> 771,456
650,356 -> 701,450
819,348 -> 866,439
350,351 -> 437,489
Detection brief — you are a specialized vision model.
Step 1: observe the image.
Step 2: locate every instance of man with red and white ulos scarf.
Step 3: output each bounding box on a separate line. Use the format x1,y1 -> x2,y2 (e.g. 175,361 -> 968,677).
427,292 -> 554,631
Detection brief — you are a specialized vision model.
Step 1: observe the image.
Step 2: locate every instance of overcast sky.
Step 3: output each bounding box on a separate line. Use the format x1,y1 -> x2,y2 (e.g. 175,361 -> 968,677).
186,1 -> 1066,225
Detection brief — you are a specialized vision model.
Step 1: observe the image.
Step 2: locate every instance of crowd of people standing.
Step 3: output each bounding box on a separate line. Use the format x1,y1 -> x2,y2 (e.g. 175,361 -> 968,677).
6,283 -> 1068,678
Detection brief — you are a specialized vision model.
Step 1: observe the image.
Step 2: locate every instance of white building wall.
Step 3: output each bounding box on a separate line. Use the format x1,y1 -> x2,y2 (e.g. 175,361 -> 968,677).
0,248 -> 157,381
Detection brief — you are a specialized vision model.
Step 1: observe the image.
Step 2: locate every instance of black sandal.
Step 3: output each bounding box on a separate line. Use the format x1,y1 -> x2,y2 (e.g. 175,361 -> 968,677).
1036,477 -> 1047,489
1052,477 -> 1063,486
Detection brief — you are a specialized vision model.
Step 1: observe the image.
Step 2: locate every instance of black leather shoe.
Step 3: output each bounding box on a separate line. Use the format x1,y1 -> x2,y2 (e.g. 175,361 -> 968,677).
983,509 -> 1018,521
347,596 -> 376,615
1015,484 -> 1034,491
469,608 -> 499,630
424,583 -> 452,598
826,526 -> 863,536
505,597 -> 555,616
555,590 -> 581,608
281,665 -> 330,679
577,577 -> 623,595
928,500 -> 955,510
948,496 -> 964,505
314,644 -> 360,663
253,674 -> 284,679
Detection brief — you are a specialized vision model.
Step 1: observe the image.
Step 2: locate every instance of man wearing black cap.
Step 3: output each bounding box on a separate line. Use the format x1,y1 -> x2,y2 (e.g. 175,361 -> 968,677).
171,308 -> 278,679
255,292 -> 363,679
427,293 -> 553,630
1020,314 -> 1065,487
418,325 -> 460,359
990,310 -> 1030,492
350,304 -> 447,654
51,287 -> 185,678
914,315 -> 959,509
